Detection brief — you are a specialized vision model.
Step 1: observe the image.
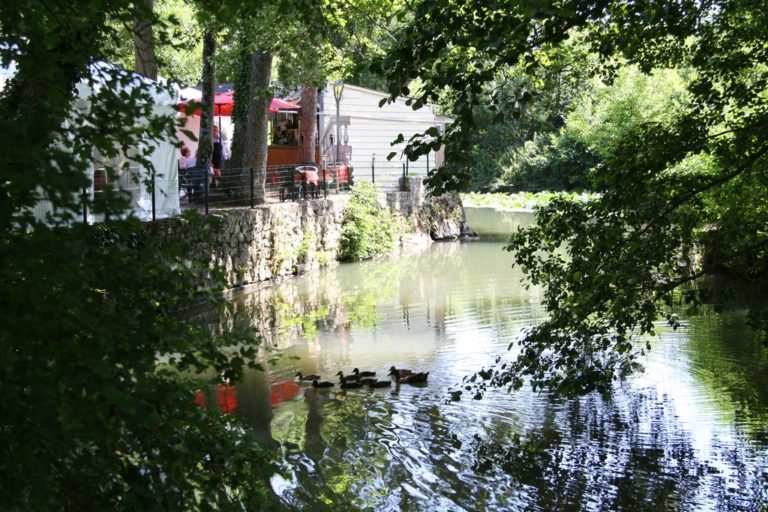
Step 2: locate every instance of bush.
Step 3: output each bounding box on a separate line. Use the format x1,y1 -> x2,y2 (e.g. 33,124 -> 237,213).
498,133 -> 597,192
338,182 -> 394,261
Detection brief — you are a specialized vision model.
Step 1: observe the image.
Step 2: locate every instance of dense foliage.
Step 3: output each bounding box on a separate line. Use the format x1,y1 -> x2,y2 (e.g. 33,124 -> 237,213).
378,0 -> 768,395
339,182 -> 394,262
0,1 -> 285,509
440,37 -> 596,192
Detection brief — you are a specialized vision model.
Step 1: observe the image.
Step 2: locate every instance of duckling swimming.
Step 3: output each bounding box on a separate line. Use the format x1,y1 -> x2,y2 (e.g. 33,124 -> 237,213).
388,366 -> 413,377
352,368 -> 376,378
393,369 -> 429,384
336,371 -> 360,383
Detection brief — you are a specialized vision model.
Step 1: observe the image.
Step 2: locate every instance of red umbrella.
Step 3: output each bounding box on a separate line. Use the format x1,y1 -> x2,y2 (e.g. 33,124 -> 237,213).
214,91 -> 234,116
179,93 -> 299,117
269,97 -> 300,113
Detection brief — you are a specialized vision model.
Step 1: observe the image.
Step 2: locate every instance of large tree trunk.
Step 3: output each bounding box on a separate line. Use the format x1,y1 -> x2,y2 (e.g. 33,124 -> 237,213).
243,50 -> 273,204
229,47 -> 251,172
196,29 -> 216,167
132,0 -> 158,80
299,86 -> 318,164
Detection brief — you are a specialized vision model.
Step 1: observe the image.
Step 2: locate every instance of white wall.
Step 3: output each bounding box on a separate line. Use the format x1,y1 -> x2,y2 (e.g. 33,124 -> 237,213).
320,85 -> 445,188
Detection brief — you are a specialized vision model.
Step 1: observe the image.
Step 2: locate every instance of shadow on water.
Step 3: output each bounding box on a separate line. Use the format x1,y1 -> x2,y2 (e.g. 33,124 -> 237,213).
194,210 -> 768,511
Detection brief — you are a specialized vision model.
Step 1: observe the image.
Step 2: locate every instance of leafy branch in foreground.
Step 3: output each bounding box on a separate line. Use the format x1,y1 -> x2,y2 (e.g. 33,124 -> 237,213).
383,0 -> 768,396
0,1 -> 285,509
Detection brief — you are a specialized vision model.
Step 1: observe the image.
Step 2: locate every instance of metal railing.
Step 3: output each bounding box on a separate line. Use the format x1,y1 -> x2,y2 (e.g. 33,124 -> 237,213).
178,164 -> 356,213
178,157 -> 426,213
31,156 -> 432,224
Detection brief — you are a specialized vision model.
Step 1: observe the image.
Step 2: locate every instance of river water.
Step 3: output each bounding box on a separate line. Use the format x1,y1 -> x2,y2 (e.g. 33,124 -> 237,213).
214,209 -> 768,511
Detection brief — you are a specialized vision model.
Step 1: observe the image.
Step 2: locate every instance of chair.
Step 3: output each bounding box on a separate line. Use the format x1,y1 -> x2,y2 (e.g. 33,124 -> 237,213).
328,162 -> 350,191
187,164 -> 210,203
278,167 -> 295,202
321,166 -> 335,193
295,165 -> 319,199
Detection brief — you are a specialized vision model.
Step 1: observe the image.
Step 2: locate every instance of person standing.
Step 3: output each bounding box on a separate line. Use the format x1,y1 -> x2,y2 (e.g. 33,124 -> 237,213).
211,125 -> 228,188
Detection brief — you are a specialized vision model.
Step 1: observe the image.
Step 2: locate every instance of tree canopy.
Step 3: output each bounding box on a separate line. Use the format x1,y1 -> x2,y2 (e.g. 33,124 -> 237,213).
377,0 -> 768,396
0,1 -> 285,508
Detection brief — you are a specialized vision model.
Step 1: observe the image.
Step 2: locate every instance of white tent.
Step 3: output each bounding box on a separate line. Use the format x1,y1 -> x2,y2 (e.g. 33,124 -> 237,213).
1,62 -> 181,223
78,64 -> 181,221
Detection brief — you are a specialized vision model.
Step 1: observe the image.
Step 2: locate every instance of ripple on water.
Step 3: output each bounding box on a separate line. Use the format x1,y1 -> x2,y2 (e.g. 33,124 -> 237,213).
231,238 -> 768,511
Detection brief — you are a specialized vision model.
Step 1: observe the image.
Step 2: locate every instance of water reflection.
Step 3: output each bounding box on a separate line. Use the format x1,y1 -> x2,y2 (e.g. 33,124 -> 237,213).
211,210 -> 768,511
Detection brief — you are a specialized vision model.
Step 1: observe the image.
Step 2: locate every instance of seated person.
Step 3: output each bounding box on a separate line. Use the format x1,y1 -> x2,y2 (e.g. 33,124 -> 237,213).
178,146 -> 196,197
179,146 -> 194,170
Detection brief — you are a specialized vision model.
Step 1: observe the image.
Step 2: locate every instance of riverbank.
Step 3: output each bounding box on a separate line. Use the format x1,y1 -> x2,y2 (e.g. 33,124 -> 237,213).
145,180 -> 473,290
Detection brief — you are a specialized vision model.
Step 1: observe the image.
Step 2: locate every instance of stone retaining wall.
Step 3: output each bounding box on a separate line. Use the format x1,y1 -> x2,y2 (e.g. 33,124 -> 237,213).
147,179 -> 471,290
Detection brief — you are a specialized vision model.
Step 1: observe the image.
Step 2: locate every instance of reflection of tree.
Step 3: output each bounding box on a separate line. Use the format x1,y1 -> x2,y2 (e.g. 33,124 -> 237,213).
235,367 -> 279,449
303,388 -> 325,461
228,241 -> 471,340
685,308 -> 768,430
463,388 -> 768,511
184,228 -> 768,510
275,383 -> 767,510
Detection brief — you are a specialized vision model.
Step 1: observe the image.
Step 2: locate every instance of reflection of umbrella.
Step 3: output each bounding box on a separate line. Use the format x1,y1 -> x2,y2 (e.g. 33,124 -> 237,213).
217,383 -> 238,414
270,379 -> 302,405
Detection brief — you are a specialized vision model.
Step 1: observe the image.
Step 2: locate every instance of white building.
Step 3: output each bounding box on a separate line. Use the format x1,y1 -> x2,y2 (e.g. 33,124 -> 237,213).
318,84 -> 450,189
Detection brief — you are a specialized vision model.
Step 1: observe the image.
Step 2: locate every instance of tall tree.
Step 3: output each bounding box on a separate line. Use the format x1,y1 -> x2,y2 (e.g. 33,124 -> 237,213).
243,49 -> 273,203
275,23 -> 327,167
299,85 -> 318,163
228,1 -> 326,202
132,0 -> 159,79
196,28 -> 216,166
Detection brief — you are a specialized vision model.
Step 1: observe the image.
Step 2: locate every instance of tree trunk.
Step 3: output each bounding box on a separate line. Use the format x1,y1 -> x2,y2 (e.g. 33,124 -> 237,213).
229,47 -> 251,172
243,50 -> 273,205
132,0 -> 158,80
299,86 -> 318,164
197,29 -> 216,167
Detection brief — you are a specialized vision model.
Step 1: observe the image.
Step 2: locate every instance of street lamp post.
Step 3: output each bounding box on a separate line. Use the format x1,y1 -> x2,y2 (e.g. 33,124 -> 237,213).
332,80 -> 344,191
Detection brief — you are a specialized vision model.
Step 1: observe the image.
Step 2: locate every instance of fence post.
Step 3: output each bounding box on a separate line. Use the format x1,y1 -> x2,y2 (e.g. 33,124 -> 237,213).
371,154 -> 375,184
250,167 -> 254,209
151,169 -> 156,222
426,152 -> 430,174
82,187 -> 88,224
323,167 -> 328,199
204,168 -> 210,215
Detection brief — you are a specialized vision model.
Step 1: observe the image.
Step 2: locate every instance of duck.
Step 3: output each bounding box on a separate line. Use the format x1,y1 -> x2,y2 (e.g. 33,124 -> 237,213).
340,380 -> 365,389
357,377 -> 377,385
393,369 -> 429,384
352,368 -> 376,378
296,371 -> 321,381
388,366 -> 413,377
367,380 -> 392,388
311,380 -> 334,388
336,371 -> 360,383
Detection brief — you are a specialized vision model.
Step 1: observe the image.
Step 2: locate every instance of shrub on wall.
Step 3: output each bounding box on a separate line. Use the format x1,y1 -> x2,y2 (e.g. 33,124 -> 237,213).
339,182 -> 395,262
